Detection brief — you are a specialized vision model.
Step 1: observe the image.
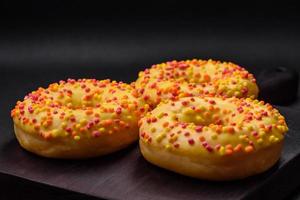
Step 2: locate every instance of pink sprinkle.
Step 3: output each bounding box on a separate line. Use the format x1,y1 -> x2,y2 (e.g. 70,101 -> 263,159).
242,88 -> 249,95
252,131 -> 258,137
188,139 -> 195,145
215,144 -> 221,150
70,116 -> 76,122
206,145 -> 214,152
66,127 -> 72,133
92,130 -> 101,137
181,101 -> 189,106
266,125 -> 273,131
237,107 -> 244,113
150,83 -> 157,88
262,111 -> 268,116
209,100 -> 216,105
178,63 -> 189,70
28,106 -> 34,113
116,107 -> 122,115
87,122 -> 94,129
202,141 -> 208,147
195,126 -> 203,132
94,118 -> 100,124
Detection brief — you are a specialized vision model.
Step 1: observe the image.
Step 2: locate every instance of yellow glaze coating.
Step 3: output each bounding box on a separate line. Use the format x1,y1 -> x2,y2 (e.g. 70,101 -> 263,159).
135,59 -> 259,107
11,79 -> 149,159
139,96 -> 288,180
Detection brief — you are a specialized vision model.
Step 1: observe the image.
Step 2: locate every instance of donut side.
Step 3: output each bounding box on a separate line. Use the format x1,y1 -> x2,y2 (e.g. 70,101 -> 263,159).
140,139 -> 283,180
14,124 -> 138,159
11,79 -> 148,159
139,97 -> 288,180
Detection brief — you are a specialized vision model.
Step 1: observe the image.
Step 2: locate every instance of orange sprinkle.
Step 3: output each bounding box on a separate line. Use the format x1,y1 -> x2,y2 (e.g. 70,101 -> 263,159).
203,74 -> 211,82
225,149 -> 233,155
245,145 -> 254,153
85,110 -> 93,115
225,144 -> 233,150
199,136 -> 205,142
234,144 -> 242,152
163,122 -> 169,128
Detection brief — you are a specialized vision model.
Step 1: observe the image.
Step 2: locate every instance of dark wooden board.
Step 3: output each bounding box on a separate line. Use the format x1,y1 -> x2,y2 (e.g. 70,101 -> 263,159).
1,101 -> 300,200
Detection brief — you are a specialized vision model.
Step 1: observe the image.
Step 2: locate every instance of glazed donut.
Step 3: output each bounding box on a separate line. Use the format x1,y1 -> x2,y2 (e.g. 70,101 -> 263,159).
139,96 -> 288,180
11,79 -> 149,159
135,59 -> 259,107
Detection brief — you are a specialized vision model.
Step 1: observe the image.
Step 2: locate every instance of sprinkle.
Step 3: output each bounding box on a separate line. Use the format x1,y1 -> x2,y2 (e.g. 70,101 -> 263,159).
98,127 -> 105,133
226,126 -> 235,134
252,131 -> 258,137
211,134 -> 218,140
163,122 -> 169,127
199,136 -> 205,142
257,138 -> 263,144
225,149 -> 233,155
219,146 -> 225,155
181,101 -> 189,106
156,133 -> 166,143
208,100 -> 216,105
188,139 -> 195,145
203,74 -> 211,82
74,135 -> 80,140
245,145 -> 254,153
234,144 -> 242,152
116,107 -> 122,115
195,126 -> 203,132
28,106 -> 34,113
164,144 -> 171,150
92,130 -> 101,137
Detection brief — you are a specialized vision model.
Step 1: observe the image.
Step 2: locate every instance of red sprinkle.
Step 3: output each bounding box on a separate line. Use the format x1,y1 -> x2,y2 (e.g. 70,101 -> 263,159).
188,139 -> 195,145
181,101 -> 189,106
116,107 -> 122,115
92,130 -> 101,137
208,100 -> 216,105
184,132 -> 190,137
195,126 -> 203,132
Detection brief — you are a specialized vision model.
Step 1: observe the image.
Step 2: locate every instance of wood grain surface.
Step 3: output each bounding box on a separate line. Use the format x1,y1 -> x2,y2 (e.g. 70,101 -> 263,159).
0,106 -> 300,200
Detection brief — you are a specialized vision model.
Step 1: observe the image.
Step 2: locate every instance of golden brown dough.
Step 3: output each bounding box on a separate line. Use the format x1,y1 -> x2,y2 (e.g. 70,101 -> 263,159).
139,96 -> 288,180
11,79 -> 149,159
135,59 -> 259,108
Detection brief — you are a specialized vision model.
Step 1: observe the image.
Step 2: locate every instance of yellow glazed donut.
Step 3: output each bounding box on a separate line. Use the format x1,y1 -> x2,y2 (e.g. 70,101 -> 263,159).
11,79 -> 149,159
135,59 -> 259,107
139,96 -> 288,180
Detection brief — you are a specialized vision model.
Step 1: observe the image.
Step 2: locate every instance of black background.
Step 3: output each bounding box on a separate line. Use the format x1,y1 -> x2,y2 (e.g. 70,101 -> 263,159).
1,0 -> 300,73
1,1 -> 300,199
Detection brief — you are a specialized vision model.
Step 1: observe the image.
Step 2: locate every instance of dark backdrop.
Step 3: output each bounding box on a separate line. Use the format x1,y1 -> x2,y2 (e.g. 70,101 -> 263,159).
1,0 -> 300,74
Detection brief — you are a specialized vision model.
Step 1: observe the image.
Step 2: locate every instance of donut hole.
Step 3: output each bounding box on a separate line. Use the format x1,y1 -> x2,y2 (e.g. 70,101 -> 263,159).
46,80 -> 130,109
177,107 -> 219,127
